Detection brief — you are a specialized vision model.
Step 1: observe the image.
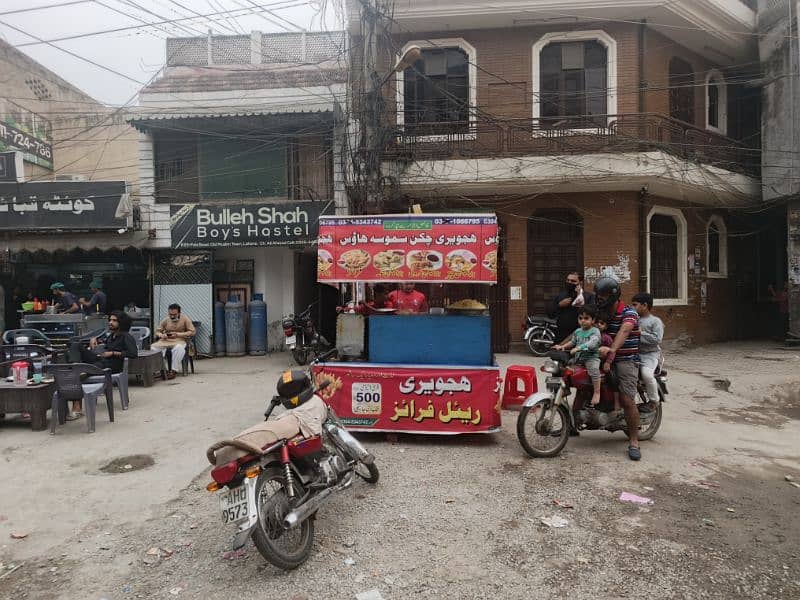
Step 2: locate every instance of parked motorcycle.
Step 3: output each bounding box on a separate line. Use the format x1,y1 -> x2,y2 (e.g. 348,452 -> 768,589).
282,303 -> 331,365
205,355 -> 379,570
523,315 -> 557,356
516,350 -> 667,458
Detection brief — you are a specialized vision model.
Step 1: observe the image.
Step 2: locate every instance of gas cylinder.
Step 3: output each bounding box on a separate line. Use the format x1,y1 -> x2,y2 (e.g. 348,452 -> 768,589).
224,295 -> 246,357
248,293 -> 267,356
214,300 -> 226,356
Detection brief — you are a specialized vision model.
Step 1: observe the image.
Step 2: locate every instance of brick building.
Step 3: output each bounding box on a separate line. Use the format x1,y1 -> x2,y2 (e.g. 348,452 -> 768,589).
347,0 -> 779,349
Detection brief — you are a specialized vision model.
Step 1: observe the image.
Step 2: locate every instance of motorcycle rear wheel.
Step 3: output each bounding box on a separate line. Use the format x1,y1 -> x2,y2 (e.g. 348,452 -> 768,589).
526,327 -> 555,357
624,391 -> 664,441
517,400 -> 570,458
251,466 -> 314,570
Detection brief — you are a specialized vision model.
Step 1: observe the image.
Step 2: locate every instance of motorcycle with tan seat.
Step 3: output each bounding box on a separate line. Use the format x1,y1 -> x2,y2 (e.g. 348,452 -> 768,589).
206,363 -> 378,570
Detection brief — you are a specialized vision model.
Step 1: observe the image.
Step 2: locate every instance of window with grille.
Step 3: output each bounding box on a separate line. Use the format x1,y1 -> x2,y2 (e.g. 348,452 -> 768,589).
669,57 -> 695,124
705,71 -> 727,134
706,215 -> 728,278
403,48 -> 470,135
648,207 -> 688,304
540,41 -> 607,127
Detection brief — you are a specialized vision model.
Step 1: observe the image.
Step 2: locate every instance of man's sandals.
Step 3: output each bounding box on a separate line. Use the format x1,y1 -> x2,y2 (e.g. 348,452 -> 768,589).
628,445 -> 641,461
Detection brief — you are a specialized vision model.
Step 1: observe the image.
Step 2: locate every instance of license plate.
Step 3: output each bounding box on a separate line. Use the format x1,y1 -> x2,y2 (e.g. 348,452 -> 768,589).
219,485 -> 250,524
285,335 -> 296,347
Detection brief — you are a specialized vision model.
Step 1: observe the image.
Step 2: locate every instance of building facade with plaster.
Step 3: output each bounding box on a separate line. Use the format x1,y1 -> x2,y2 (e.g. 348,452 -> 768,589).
129,31 -> 348,351
348,0 -> 779,349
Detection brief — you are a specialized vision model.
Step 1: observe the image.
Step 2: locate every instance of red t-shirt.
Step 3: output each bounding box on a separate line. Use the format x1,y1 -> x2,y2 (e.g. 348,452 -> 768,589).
387,290 -> 428,313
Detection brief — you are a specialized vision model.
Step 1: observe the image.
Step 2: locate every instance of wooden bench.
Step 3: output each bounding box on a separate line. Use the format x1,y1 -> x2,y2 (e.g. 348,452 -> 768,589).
0,381 -> 56,431
128,349 -> 162,387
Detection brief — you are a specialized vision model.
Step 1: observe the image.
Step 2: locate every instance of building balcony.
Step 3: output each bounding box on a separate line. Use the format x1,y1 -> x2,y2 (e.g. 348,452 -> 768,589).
384,113 -> 759,176
381,113 -> 761,206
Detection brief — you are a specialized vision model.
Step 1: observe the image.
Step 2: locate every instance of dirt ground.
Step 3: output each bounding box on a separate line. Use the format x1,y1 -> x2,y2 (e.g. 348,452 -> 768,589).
1,342 -> 799,600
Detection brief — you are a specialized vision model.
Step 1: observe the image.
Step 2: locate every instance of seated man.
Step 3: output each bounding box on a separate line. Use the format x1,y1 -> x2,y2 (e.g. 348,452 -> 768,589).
70,311 -> 138,420
152,303 -> 196,379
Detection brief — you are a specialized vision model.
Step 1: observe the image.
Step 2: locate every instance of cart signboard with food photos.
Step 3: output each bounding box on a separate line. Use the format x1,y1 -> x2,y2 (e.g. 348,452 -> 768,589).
316,214 -> 498,284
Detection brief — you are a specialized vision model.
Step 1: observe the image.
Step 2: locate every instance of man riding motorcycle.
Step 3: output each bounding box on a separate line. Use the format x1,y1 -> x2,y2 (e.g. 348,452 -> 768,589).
594,276 -> 644,461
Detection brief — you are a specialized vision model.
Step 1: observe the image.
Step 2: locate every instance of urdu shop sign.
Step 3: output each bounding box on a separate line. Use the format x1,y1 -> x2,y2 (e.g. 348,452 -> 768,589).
170,201 -> 333,248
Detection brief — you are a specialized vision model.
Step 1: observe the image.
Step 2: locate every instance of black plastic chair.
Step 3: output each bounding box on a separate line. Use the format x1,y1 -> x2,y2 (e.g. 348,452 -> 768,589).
2,329 -> 53,346
49,363 -> 114,434
160,336 -> 196,379
0,344 -> 60,364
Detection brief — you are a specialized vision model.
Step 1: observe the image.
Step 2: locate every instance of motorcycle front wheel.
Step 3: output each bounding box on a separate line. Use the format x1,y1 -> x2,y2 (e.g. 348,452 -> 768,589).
526,327 -> 555,357
516,400 -> 570,458
251,466 -> 314,570
354,460 -> 380,484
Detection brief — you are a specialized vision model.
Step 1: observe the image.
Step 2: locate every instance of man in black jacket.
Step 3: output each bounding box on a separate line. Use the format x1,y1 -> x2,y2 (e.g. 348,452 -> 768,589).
69,310 -> 138,419
550,272 -> 595,344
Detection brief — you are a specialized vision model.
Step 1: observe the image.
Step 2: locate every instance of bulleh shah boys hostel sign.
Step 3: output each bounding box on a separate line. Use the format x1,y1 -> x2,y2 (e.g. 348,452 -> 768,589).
170,201 -> 333,248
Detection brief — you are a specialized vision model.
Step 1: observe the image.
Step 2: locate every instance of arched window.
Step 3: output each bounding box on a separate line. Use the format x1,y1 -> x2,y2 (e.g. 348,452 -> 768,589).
669,57 -> 695,124
705,70 -> 727,134
396,39 -> 476,138
706,215 -> 728,278
647,206 -> 688,305
532,30 -> 617,129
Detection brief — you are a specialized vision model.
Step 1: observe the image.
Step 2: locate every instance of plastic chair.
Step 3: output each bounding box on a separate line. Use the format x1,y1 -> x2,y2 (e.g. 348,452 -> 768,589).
49,363 -> 114,434
160,337 -> 195,379
0,344 -> 58,363
502,365 -> 538,409
130,326 -> 151,350
2,329 -> 53,346
86,358 -> 130,410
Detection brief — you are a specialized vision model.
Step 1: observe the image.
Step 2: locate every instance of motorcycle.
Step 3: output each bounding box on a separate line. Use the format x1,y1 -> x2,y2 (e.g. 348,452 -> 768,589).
523,315 -> 557,357
516,350 -> 667,458
205,352 -> 379,570
282,303 -> 331,365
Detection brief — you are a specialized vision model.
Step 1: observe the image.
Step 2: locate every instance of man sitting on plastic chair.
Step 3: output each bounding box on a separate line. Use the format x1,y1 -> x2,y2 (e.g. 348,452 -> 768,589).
152,303 -> 196,380
70,311 -> 138,420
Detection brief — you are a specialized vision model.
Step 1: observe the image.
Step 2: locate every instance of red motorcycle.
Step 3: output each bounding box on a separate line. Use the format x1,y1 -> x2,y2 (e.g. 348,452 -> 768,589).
516,350 -> 667,458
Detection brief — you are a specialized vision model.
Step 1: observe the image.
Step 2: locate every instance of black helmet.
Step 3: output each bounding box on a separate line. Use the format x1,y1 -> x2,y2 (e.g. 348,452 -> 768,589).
594,276 -> 621,310
276,370 -> 315,409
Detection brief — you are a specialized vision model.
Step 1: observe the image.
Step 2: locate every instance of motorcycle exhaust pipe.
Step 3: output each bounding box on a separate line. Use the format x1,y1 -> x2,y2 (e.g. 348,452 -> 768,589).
283,487 -> 335,530
325,423 -> 374,465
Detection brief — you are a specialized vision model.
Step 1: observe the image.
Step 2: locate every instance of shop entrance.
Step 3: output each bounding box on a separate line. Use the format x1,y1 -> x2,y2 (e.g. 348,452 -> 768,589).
527,209 -> 584,316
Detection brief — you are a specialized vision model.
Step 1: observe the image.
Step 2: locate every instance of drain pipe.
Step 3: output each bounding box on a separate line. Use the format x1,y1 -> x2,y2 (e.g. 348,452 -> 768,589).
638,20 -> 649,293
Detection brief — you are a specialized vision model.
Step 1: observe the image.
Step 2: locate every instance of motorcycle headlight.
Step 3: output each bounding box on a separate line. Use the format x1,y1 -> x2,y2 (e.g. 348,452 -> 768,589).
541,360 -> 557,374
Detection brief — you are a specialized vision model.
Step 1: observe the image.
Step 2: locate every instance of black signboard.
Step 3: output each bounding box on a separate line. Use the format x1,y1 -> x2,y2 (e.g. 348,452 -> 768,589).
0,180 -> 129,230
170,201 -> 334,248
0,152 -> 19,182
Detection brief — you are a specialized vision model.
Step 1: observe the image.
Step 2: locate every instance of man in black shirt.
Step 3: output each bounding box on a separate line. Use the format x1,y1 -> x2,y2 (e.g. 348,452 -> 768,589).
550,271 -> 596,344
80,280 -> 108,315
69,310 -> 138,419
51,282 -> 80,314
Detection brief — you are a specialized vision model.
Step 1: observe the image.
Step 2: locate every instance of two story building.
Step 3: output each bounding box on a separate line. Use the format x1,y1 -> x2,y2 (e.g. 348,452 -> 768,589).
129,31 -> 347,351
346,0 -> 777,349
0,38 -> 141,330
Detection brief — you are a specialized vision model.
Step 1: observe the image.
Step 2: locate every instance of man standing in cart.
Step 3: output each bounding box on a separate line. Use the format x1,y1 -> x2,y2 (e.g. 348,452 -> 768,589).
388,282 -> 428,314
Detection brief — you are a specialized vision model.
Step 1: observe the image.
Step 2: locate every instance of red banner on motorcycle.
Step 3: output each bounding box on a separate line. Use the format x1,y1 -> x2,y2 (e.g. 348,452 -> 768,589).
316,214 -> 498,283
312,363 -> 502,434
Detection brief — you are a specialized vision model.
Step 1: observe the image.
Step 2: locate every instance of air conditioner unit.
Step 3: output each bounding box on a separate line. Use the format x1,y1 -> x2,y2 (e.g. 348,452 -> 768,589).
54,174 -> 86,182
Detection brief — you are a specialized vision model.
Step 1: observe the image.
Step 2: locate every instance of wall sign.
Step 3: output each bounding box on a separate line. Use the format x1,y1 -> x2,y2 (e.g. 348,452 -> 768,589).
0,101 -> 53,169
170,201 -> 333,248
0,180 -> 129,230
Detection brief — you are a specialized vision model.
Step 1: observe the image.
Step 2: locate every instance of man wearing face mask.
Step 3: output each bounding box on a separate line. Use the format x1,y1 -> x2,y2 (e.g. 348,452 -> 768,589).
550,271 -> 595,345
152,303 -> 196,379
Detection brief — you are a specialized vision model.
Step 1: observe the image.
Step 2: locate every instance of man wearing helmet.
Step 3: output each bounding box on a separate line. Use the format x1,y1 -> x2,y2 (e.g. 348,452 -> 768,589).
594,276 -> 643,461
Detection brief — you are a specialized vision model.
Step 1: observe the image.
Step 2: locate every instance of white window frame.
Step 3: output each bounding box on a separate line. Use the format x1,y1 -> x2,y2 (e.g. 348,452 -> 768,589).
531,30 -> 618,135
706,214 -> 728,279
705,69 -> 727,135
395,38 -> 477,143
646,206 -> 688,306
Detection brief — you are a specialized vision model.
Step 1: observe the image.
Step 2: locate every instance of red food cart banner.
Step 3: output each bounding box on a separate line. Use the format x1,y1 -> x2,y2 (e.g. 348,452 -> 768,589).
312,364 -> 502,434
317,214 -> 498,283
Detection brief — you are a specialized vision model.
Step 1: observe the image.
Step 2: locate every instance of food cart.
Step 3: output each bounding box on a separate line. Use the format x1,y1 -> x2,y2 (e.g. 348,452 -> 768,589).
312,213 -> 503,435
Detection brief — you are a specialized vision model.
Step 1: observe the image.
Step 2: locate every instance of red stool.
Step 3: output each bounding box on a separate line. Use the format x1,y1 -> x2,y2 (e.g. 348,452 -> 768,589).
502,365 -> 538,409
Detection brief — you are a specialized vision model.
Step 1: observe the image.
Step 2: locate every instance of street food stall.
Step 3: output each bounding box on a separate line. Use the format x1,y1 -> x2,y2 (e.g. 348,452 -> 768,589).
312,214 -> 503,435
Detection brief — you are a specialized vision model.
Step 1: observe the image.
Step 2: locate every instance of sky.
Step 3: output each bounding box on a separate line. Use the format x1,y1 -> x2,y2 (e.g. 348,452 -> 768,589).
0,0 -> 343,106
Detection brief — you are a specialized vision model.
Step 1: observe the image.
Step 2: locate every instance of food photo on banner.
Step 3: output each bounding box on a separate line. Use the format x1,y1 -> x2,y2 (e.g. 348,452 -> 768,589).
170,201 -> 333,248
317,214 -> 499,283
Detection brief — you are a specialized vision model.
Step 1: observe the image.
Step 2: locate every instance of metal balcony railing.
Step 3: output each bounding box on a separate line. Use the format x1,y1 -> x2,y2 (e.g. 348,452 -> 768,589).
383,113 -> 760,176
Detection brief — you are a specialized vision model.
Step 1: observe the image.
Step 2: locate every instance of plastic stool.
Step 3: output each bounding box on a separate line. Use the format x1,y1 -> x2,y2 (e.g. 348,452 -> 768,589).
502,365 -> 538,409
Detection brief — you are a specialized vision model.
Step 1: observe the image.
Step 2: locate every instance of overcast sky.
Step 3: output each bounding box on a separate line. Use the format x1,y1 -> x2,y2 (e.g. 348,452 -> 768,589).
0,0 -> 342,106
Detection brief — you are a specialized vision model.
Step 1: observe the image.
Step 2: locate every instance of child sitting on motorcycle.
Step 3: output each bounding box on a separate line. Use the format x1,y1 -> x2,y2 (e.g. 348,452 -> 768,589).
553,305 -> 602,406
